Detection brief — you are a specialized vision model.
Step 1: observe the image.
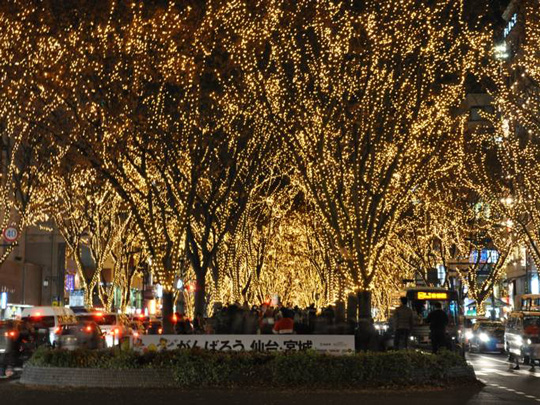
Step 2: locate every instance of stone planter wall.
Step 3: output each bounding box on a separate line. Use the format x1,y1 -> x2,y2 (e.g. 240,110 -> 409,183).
20,364 -> 476,388
20,366 -> 177,388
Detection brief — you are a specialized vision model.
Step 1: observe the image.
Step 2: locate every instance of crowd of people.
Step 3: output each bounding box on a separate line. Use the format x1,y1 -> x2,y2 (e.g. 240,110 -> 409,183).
173,303 -> 355,336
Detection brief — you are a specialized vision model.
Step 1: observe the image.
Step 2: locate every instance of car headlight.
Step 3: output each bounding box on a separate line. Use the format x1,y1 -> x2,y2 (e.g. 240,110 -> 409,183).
465,331 -> 474,340
479,332 -> 490,342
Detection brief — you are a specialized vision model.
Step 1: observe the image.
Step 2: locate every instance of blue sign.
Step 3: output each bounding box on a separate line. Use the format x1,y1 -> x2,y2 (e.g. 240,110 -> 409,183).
504,13 -> 518,38
470,249 -> 499,264
0,292 -> 7,310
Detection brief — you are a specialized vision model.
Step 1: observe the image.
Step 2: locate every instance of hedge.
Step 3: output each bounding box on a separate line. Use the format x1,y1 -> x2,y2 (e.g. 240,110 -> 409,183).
28,347 -> 473,388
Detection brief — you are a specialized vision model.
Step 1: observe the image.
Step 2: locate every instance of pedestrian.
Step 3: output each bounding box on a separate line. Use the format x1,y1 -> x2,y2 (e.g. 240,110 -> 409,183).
260,306 -> 275,334
426,302 -> 449,353
192,313 -> 206,334
174,313 -> 193,334
273,308 -> 294,334
393,297 -> 414,349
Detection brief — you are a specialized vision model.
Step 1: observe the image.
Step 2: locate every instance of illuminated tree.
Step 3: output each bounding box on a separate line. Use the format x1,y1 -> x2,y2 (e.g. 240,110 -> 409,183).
256,0 -> 482,314
47,166 -> 129,308
47,169 -> 93,306
214,171 -> 337,309
473,1 -> 540,271
0,133 -> 55,266
0,1 -> 279,325
108,216 -> 147,313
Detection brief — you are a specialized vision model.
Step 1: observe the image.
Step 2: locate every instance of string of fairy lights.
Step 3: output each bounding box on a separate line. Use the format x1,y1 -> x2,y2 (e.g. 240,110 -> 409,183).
0,0 -> 535,318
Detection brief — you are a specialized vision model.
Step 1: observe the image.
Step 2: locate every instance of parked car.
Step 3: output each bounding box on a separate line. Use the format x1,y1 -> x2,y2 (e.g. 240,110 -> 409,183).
505,311 -> 540,368
20,307 -> 78,347
468,320 -> 505,353
56,321 -> 105,351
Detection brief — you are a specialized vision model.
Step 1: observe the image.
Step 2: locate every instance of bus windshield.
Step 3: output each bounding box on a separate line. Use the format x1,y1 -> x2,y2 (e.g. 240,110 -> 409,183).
410,299 -> 458,326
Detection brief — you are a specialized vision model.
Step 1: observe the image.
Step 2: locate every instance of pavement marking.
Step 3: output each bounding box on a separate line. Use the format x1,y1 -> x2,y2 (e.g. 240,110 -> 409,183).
478,372 -> 540,403
479,367 -> 499,372
495,371 -> 519,377
471,354 -> 513,365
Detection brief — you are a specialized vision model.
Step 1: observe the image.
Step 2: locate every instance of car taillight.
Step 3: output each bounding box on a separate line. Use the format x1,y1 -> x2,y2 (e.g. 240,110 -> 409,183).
54,327 -> 61,335
6,330 -> 16,338
85,326 -> 92,333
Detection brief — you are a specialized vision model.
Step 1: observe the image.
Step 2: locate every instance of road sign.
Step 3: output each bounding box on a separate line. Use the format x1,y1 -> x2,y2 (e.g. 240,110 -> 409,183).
2,226 -> 18,243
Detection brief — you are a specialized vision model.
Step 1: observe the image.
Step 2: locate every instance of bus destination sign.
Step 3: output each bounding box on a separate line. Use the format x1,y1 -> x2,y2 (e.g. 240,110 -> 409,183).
417,292 -> 449,300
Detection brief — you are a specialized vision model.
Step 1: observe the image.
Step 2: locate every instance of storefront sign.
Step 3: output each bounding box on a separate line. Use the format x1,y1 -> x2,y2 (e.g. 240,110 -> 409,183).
134,334 -> 355,355
69,290 -> 85,307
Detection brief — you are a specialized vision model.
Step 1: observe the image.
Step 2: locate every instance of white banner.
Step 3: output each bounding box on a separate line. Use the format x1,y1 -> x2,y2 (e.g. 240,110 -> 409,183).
134,334 -> 354,355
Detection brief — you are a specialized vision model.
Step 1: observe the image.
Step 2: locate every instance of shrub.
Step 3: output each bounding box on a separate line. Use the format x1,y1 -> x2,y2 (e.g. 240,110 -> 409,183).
27,347 -> 472,388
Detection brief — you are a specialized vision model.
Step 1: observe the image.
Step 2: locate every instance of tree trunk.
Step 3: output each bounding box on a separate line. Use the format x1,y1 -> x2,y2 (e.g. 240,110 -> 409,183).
475,300 -> 486,316
357,290 -> 372,319
162,291 -> 175,334
194,271 -> 206,317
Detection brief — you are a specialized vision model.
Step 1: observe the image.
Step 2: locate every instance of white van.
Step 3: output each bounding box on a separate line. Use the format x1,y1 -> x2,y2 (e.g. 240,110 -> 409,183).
20,306 -> 78,347
77,312 -> 130,347
505,311 -> 540,368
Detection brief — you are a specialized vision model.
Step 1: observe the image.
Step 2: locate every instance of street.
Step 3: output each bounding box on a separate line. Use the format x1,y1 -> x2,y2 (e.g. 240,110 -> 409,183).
0,352 -> 539,405
468,352 -> 540,403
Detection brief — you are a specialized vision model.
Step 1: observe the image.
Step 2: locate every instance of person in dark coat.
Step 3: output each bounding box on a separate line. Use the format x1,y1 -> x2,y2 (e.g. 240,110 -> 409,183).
426,302 -> 449,353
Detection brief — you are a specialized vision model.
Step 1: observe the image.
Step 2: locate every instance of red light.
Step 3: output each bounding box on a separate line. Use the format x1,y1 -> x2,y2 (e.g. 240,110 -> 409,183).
172,314 -> 178,323
158,328 -> 163,335
34,312 -> 42,317
85,326 -> 92,332
113,328 -> 120,335
95,312 -> 103,317
8,331 -> 16,337
54,327 -> 61,334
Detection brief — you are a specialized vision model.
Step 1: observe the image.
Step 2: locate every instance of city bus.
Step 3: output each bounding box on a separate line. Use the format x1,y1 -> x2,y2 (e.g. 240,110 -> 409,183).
404,287 -> 460,348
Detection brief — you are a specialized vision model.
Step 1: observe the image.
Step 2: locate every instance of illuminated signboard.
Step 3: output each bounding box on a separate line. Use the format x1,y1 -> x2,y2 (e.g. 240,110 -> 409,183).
417,292 -> 449,300
504,13 -> 518,38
